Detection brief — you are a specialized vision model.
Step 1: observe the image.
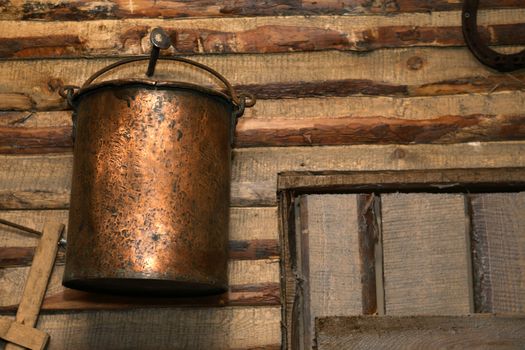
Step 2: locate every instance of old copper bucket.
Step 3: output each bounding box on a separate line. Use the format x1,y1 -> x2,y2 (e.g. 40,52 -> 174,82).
59,30 -> 255,296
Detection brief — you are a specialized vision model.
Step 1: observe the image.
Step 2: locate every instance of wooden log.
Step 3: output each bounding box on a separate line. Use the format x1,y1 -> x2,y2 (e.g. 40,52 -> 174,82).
0,207 -> 277,246
381,193 -> 473,315
1,142 -> 525,209
3,113 -> 525,153
0,0 -> 522,20
0,10 -> 523,58
469,193 -> 525,313
2,307 -> 282,349
0,49 -> 524,111
315,315 -> 525,350
0,239 -> 279,268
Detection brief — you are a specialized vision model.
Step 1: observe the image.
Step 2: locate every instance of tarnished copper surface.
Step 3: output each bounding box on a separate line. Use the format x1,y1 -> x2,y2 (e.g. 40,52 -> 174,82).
63,83 -> 232,295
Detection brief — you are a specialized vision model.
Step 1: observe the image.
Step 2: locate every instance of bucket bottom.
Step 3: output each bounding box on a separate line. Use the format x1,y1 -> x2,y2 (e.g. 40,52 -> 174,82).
63,278 -> 227,297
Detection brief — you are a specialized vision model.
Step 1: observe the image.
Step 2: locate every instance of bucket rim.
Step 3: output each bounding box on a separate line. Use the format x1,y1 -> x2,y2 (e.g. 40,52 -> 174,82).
71,79 -> 233,107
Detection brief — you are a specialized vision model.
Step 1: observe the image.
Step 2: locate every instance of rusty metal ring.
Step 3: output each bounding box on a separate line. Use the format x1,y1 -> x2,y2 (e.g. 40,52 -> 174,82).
58,85 -> 79,107
462,0 -> 525,72
80,57 -> 254,111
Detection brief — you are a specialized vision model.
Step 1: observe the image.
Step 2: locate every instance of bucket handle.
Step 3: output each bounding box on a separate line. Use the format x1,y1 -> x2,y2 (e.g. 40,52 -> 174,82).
59,56 -> 255,118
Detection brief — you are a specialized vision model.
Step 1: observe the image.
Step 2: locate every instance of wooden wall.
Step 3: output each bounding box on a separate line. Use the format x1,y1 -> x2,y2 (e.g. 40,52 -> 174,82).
0,1 -> 524,349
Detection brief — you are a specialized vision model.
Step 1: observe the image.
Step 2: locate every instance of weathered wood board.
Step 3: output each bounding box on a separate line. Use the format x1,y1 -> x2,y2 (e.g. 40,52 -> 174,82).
297,194 -> 363,349
470,193 -> 525,313
1,307 -> 281,350
315,315 -> 525,349
381,193 -> 473,315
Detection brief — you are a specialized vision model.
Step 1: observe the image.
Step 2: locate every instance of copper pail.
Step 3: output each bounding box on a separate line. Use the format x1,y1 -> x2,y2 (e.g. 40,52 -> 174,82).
59,56 -> 255,296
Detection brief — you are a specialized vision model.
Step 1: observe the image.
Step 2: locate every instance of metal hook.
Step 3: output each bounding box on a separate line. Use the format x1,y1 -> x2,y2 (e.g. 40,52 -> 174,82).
146,28 -> 172,77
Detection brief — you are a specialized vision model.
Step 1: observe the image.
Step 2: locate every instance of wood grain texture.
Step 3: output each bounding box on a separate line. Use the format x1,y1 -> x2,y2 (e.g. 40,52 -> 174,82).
0,239 -> 278,267
3,307 -> 281,350
277,168 -> 525,193
0,10 -> 523,58
1,142 -> 525,209
0,318 -> 49,350
5,222 -> 63,350
0,0 -> 522,20
470,193 -> 525,313
0,207 -> 277,245
0,259 -> 279,310
1,49 -> 524,111
3,113 -> 525,153
2,91 -> 525,124
298,194 -> 362,349
381,193 -> 473,315
315,315 -> 525,350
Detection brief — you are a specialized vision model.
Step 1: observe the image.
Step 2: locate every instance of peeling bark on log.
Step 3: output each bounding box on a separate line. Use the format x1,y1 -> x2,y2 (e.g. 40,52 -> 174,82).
1,22 -> 524,58
1,114 -> 524,153
0,0 -> 521,20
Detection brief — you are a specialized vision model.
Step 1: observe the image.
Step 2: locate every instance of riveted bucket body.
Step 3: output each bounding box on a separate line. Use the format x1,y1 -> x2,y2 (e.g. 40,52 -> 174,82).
62,82 -> 232,296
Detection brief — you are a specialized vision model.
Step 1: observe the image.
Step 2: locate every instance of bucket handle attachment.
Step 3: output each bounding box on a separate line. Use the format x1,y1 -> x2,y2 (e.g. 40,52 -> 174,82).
59,28 -> 255,118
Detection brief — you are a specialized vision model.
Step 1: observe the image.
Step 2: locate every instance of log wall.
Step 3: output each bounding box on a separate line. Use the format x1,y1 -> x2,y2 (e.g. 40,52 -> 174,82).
0,1 -> 524,348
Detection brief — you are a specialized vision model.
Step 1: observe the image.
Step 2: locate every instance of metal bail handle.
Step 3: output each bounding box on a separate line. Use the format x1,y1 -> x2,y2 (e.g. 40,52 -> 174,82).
59,28 -> 255,118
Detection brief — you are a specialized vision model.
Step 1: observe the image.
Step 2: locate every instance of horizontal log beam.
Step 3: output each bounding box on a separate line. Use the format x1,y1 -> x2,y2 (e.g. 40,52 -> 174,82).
0,11 -> 524,58
0,239 -> 280,267
0,282 -> 280,312
1,114 -> 524,154
1,21 -> 524,59
0,0 -> 522,20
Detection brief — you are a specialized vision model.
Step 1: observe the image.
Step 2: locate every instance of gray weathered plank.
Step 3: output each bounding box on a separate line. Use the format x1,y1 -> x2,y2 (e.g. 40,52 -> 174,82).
381,193 -> 473,315
470,192 -> 525,313
315,315 -> 525,350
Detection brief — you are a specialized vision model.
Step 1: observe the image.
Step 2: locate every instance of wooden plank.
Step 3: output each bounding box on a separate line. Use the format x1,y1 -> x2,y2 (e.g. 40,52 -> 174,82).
277,168 -> 525,192
0,0 -> 521,20
4,307 -> 282,350
0,259 -> 279,310
381,193 -> 473,315
2,91 -> 525,125
3,113 -> 525,153
298,194 -> 363,349
470,192 -> 525,313
1,49 -> 524,111
5,222 -> 63,350
315,315 -> 525,350
1,142 -> 525,209
0,318 -> 49,350
0,11 -> 523,58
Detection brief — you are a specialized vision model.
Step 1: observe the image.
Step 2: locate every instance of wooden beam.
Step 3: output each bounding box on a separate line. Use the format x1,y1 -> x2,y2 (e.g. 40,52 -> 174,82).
0,318 -> 49,350
469,193 -> 525,313
0,49 -> 524,111
0,0 -> 521,20
2,114 -> 525,153
0,11 -> 523,58
315,315 -> 525,349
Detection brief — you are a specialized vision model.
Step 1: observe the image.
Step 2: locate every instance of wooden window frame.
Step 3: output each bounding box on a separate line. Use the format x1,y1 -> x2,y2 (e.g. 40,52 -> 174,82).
277,167 -> 525,349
